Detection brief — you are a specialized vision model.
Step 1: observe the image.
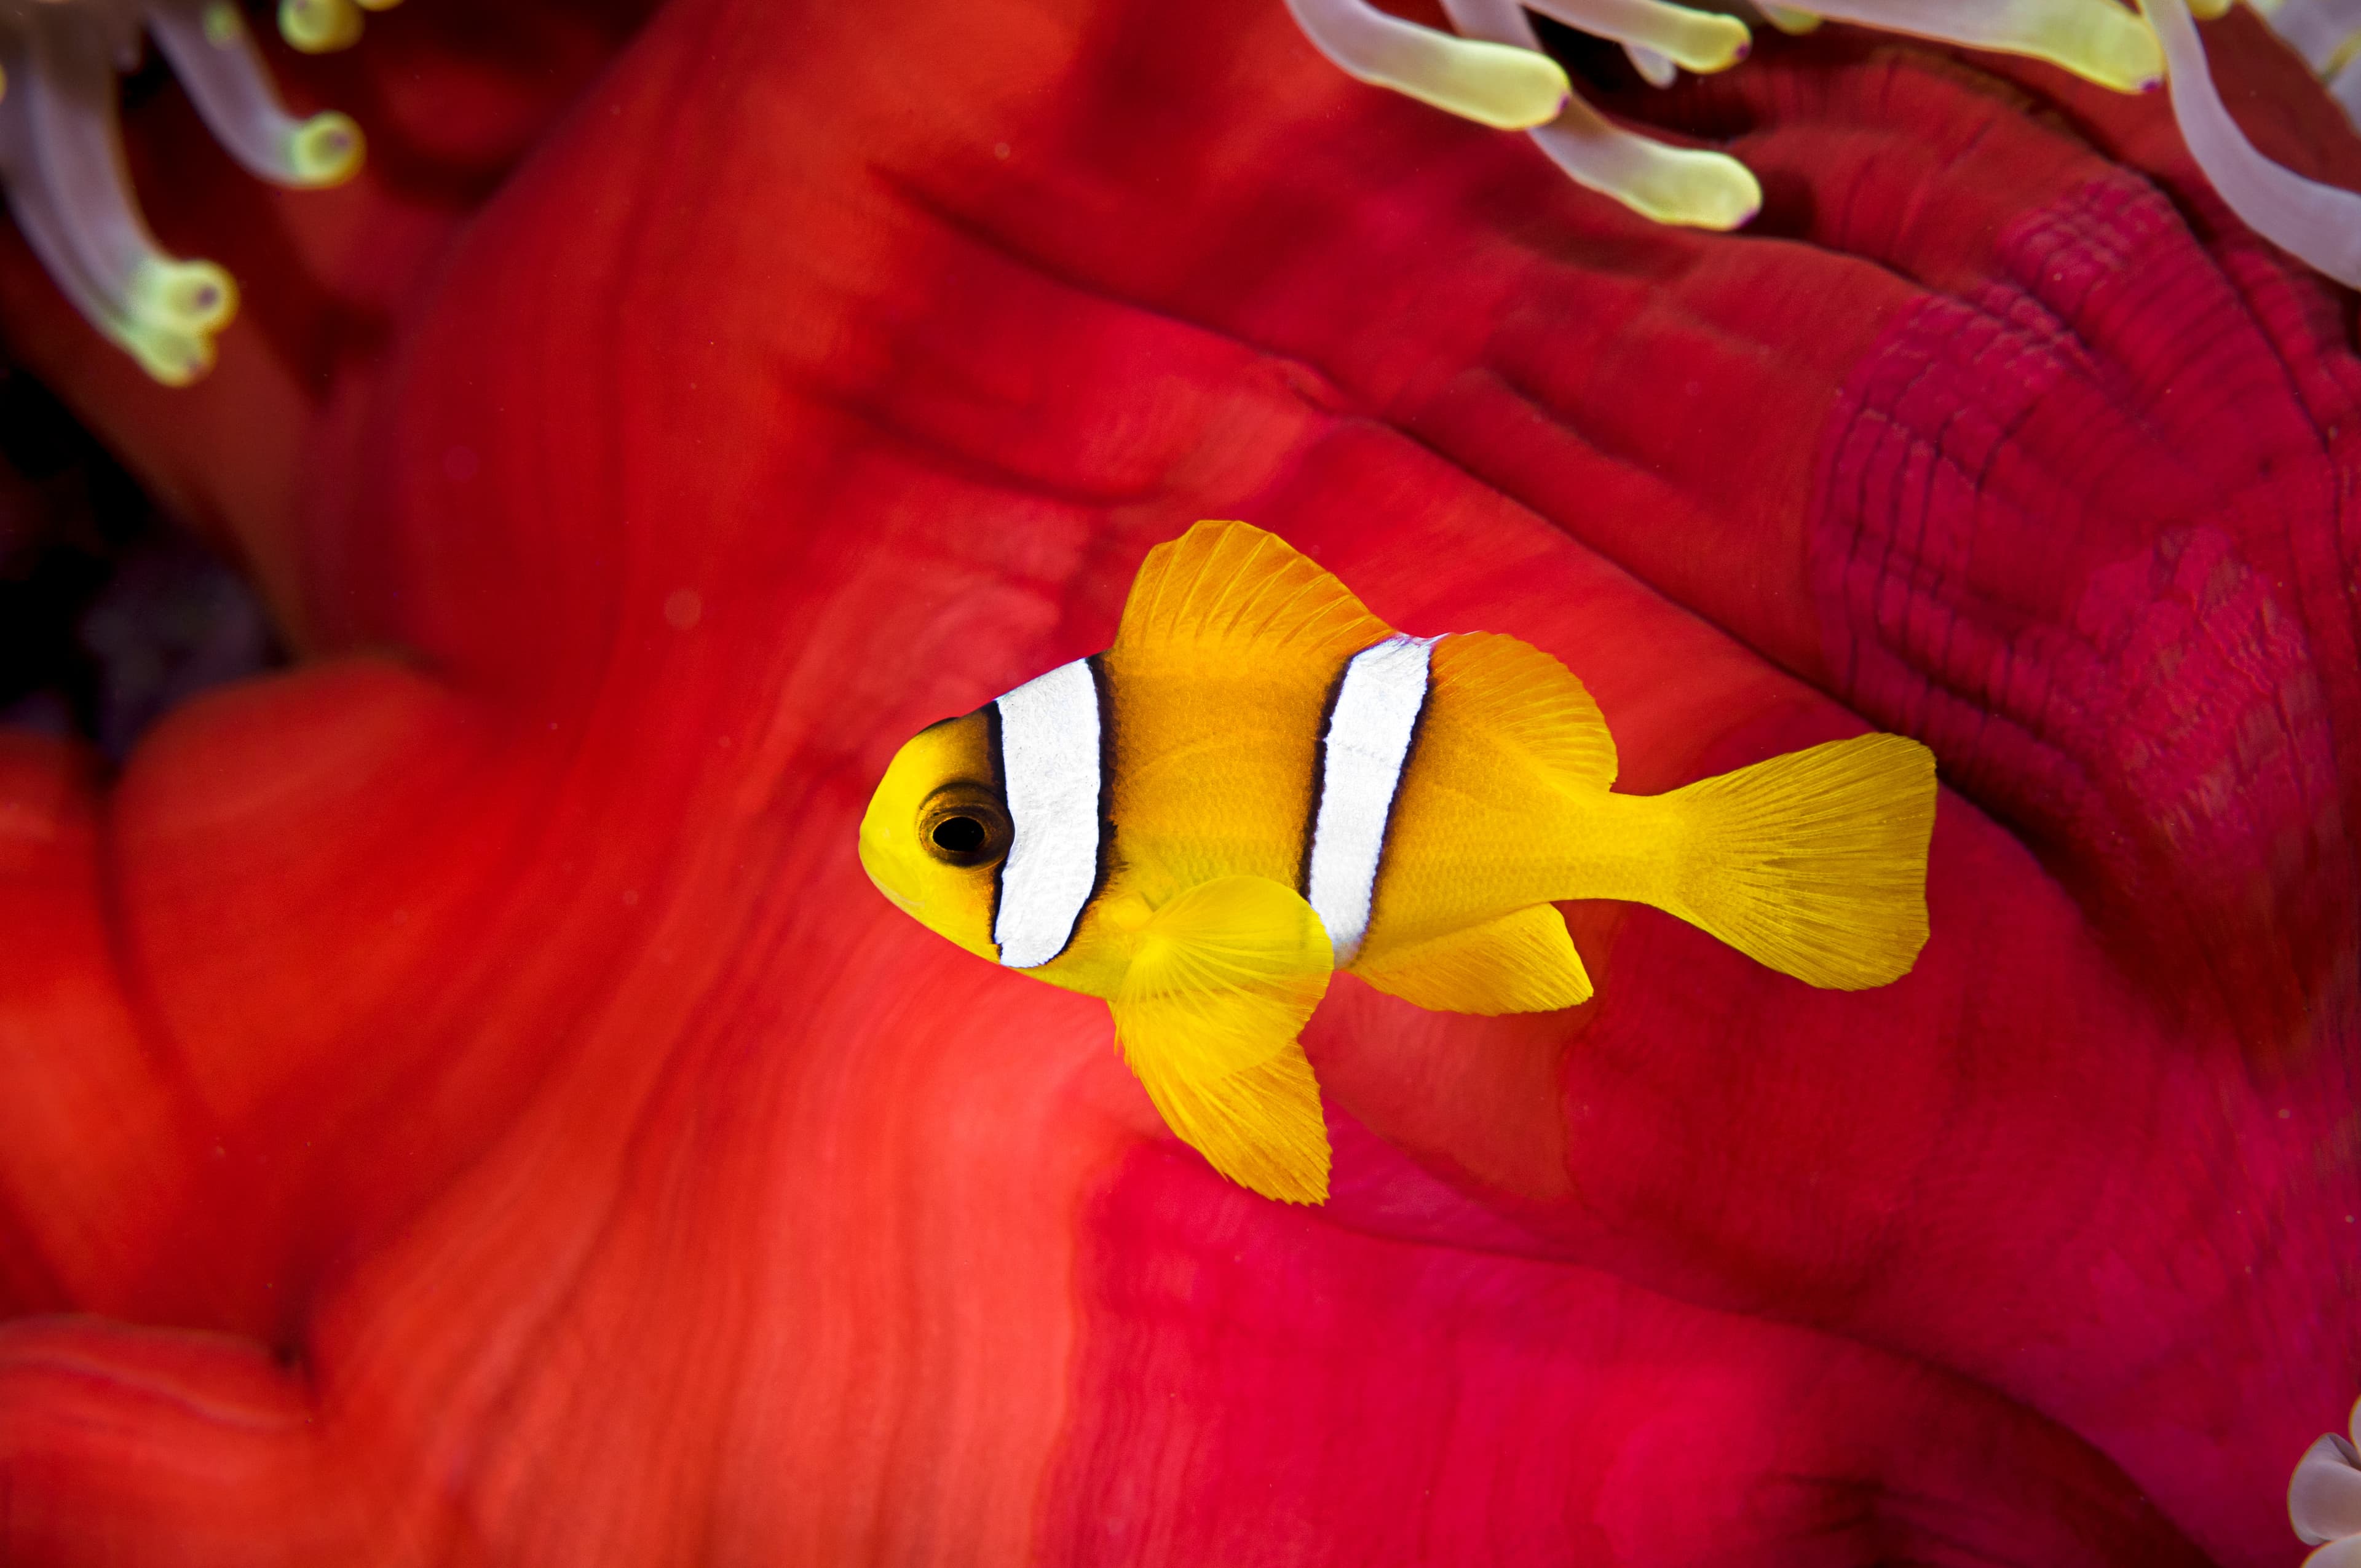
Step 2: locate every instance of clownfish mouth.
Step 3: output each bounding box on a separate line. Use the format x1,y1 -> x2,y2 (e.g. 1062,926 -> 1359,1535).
857,831 -> 922,918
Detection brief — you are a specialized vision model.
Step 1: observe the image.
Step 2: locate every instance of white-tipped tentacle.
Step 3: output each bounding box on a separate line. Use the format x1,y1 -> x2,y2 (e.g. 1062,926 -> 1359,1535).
2146,0 -> 2361,287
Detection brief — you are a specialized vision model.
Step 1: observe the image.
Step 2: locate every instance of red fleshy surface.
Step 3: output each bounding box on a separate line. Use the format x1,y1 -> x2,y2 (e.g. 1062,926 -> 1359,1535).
0,1 -> 2357,1562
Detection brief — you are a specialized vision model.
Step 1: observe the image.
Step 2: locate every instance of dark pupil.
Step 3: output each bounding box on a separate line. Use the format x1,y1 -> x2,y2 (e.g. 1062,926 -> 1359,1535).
931,816 -> 987,854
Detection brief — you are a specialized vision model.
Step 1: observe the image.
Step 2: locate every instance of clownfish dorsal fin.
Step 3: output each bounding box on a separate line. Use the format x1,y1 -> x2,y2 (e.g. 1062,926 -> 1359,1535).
1108,875 -> 1336,1204
1428,632 -> 1618,790
1353,903 -> 1593,1014
1113,520 -> 1393,667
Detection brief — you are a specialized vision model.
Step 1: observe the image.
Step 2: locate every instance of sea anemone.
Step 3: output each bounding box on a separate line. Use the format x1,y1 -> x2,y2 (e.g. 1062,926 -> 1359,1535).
0,0 -> 392,384
0,0 -> 2356,1561
1287,0 -> 2361,288
1285,0 -> 2163,226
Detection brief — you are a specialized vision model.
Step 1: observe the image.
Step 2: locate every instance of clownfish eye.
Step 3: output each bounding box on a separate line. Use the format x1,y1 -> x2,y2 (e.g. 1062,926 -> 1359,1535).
932,817 -> 987,854
919,788 -> 1010,869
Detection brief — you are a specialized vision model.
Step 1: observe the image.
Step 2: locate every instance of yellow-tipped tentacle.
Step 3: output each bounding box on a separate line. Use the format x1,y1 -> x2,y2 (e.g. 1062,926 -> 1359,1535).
1531,96 -> 1763,228
278,0 -> 363,53
1790,0 -> 2163,91
287,112 -> 365,186
1442,0 -> 1762,228
1286,0 -> 1571,130
1527,0 -> 1753,74
1760,5 -> 1825,34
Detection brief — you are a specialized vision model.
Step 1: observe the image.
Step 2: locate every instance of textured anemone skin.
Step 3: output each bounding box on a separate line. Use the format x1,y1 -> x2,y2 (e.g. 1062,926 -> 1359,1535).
0,0 -> 2358,1564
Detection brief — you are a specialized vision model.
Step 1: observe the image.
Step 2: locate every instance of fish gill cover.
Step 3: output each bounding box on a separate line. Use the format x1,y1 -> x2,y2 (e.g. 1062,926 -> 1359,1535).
0,0 -> 2355,1564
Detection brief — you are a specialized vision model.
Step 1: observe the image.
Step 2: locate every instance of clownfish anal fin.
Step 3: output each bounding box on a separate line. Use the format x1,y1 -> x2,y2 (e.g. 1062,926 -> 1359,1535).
1430,632 -> 1617,790
1114,520 -> 1393,667
1109,876 -> 1337,1204
1353,903 -> 1594,1015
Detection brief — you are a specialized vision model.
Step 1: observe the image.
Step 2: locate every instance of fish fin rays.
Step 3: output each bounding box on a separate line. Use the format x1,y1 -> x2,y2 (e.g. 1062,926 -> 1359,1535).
1115,520 -> 1393,667
1655,733 -> 1937,989
1429,632 -> 1616,789
1354,903 -> 1594,1014
1110,875 -> 1335,1203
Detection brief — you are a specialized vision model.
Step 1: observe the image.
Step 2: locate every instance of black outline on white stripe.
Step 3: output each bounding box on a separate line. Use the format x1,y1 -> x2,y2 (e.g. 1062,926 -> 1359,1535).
1086,654 -> 1118,914
1298,657 -> 1355,896
1304,634 -> 1435,965
1375,665 -> 1435,931
991,658 -> 1107,969
981,702 -> 1007,955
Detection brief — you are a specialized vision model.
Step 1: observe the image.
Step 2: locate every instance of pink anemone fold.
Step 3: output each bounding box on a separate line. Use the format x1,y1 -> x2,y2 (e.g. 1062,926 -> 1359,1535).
0,0 -> 2358,1563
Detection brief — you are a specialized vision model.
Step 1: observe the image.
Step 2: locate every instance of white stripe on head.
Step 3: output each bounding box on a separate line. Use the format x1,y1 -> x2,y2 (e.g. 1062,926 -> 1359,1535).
992,657 -> 1105,968
1307,634 -> 1434,965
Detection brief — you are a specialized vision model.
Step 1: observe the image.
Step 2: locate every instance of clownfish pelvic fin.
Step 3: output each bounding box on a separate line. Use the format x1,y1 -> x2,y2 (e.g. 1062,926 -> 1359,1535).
1107,875 -> 1337,1204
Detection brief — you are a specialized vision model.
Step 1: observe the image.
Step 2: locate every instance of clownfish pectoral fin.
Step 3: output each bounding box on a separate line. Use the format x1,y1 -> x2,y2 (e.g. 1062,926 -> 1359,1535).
1113,520 -> 1393,669
1353,903 -> 1594,1015
1110,876 -> 1337,1204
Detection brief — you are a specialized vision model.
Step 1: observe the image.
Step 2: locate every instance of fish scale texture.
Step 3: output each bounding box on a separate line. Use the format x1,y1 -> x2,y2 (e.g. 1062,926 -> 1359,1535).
0,0 -> 2352,1565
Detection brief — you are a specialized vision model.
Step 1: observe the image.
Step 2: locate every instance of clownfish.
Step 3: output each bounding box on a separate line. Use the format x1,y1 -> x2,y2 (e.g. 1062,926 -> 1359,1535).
860,521 -> 1936,1203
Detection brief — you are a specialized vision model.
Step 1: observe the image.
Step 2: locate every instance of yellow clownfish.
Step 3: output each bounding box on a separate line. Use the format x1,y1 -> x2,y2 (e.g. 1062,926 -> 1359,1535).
860,521 -> 1936,1204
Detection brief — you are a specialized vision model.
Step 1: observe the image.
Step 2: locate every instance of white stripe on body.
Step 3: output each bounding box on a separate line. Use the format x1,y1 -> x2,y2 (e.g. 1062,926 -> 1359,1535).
992,657 -> 1104,968
1307,634 -> 1435,966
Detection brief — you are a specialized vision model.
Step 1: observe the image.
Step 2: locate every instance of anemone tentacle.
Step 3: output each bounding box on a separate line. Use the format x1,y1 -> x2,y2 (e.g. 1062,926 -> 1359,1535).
1626,41 -> 1677,83
2292,1397 -> 2361,1567
0,0 -> 393,384
1526,0 -> 1752,71
2256,0 -> 2361,124
1769,0 -> 2163,87
1281,0 -> 1572,129
2147,0 -> 2361,286
1286,0 -> 2361,288
1441,0 -> 1762,228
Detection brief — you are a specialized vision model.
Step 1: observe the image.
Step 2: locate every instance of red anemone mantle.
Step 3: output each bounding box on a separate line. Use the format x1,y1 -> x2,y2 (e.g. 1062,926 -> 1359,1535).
0,0 -> 2358,1562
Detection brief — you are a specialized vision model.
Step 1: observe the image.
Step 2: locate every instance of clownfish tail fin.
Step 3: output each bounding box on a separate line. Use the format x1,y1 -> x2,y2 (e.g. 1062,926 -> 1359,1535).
1651,733 -> 1937,989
